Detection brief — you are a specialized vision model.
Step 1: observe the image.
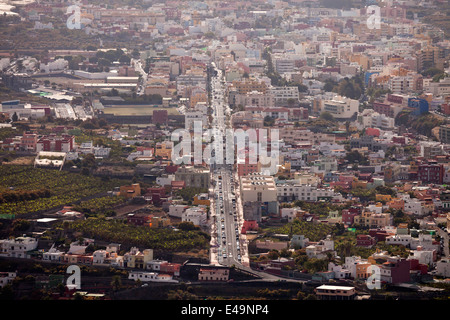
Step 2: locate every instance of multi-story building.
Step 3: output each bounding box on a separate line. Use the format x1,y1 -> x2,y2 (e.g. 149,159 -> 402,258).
350,135 -> 388,152
176,73 -> 207,97
236,91 -> 274,108
36,135 -> 75,152
0,236 -> 38,258
182,206 -> 208,227
268,86 -> 300,106
174,166 -> 210,189
357,109 -> 395,130
379,258 -> 411,284
154,141 -> 173,159
276,183 -> 337,202
231,78 -> 267,95
417,162 -> 444,184
354,211 -> 392,228
198,267 -> 229,282
439,124 -> 450,144
314,285 -> 357,300
240,173 -> 277,203
321,95 -> 359,119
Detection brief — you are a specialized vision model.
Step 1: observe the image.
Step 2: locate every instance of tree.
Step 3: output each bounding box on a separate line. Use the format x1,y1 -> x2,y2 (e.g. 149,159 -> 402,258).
111,275 -> 122,291
264,116 -> 275,126
81,153 -> 97,169
287,98 -> 297,107
119,55 -> 131,65
267,250 -> 280,260
12,219 -> 30,232
319,111 -> 334,122
131,48 -> 140,59
345,150 -> 369,165
11,112 -> 18,122
178,221 -> 200,231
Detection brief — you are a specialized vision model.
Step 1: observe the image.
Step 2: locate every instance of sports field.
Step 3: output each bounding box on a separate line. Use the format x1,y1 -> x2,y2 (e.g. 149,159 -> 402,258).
103,105 -> 181,116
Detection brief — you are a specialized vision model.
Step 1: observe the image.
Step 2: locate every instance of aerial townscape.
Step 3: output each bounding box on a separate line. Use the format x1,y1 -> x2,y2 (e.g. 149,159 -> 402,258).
0,0 -> 449,306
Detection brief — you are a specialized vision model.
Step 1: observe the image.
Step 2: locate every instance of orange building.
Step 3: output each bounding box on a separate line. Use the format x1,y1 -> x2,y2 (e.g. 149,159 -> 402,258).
387,198 -> 405,211
120,183 -> 141,199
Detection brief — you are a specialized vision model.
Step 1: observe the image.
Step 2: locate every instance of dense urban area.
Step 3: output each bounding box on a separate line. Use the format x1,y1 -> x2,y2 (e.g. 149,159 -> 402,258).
0,0 -> 449,303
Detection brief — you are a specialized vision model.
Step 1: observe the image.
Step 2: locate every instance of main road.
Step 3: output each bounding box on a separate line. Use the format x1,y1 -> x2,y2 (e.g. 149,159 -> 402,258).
207,63 -> 297,281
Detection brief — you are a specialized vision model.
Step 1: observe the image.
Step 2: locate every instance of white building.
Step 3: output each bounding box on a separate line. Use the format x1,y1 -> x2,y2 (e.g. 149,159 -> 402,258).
328,262 -> 352,279
290,234 -> 309,249
268,86 -> 300,105
435,258 -> 450,277
404,198 -> 427,216
357,109 -> 395,130
409,248 -> 435,266
128,271 -> 178,283
280,207 -> 302,223
240,173 -> 277,203
305,236 -> 335,259
321,95 -> 359,119
168,204 -> 188,218
277,184 -> 338,202
42,244 -> 65,262
343,256 -> 370,279
40,58 -> 68,73
182,206 -> 208,227
185,111 -> 207,130
0,272 -> 17,288
93,250 -> 108,265
0,236 -> 38,258
78,141 -> 111,158
156,174 -> 175,187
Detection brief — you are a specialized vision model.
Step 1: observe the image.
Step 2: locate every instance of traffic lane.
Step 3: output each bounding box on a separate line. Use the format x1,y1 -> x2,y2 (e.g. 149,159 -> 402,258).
222,171 -> 241,266
438,228 -> 449,257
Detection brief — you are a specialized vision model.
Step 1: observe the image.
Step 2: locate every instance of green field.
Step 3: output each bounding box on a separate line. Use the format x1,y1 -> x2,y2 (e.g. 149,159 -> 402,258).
0,165 -> 126,216
65,218 -> 211,252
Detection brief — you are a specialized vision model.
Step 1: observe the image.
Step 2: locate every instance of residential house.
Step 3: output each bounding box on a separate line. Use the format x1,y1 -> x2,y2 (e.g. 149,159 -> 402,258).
198,267 -> 230,282
0,236 -> 38,259
0,272 -> 16,288
314,285 -> 357,300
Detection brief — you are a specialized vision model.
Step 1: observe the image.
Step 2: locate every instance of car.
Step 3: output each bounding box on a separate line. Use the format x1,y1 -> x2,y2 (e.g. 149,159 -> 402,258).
223,253 -> 227,258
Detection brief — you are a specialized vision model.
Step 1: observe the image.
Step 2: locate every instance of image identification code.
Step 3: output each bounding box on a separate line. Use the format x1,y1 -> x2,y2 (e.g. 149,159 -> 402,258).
225,304 -> 269,315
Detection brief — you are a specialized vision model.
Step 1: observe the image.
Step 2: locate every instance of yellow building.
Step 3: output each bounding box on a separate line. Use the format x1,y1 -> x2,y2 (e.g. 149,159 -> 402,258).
149,216 -> 171,228
154,141 -> 173,159
276,162 -> 293,179
354,210 -> 391,228
119,183 -> 141,199
352,180 -> 367,189
231,78 -> 267,95
376,194 -> 392,203
124,247 -> 153,269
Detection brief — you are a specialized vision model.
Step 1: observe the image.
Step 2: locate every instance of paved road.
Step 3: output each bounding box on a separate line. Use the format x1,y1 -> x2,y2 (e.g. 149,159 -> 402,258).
207,64 -> 296,282
437,228 -> 449,257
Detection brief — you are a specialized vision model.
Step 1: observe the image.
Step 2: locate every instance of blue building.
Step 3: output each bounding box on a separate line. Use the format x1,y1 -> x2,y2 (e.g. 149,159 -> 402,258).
408,97 -> 429,115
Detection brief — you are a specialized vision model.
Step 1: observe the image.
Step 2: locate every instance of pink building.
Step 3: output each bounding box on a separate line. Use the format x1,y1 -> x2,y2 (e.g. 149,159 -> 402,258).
241,220 -> 258,234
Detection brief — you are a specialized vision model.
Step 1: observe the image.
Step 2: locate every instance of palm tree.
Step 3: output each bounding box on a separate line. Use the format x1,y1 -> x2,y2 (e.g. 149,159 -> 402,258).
111,275 -> 122,291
